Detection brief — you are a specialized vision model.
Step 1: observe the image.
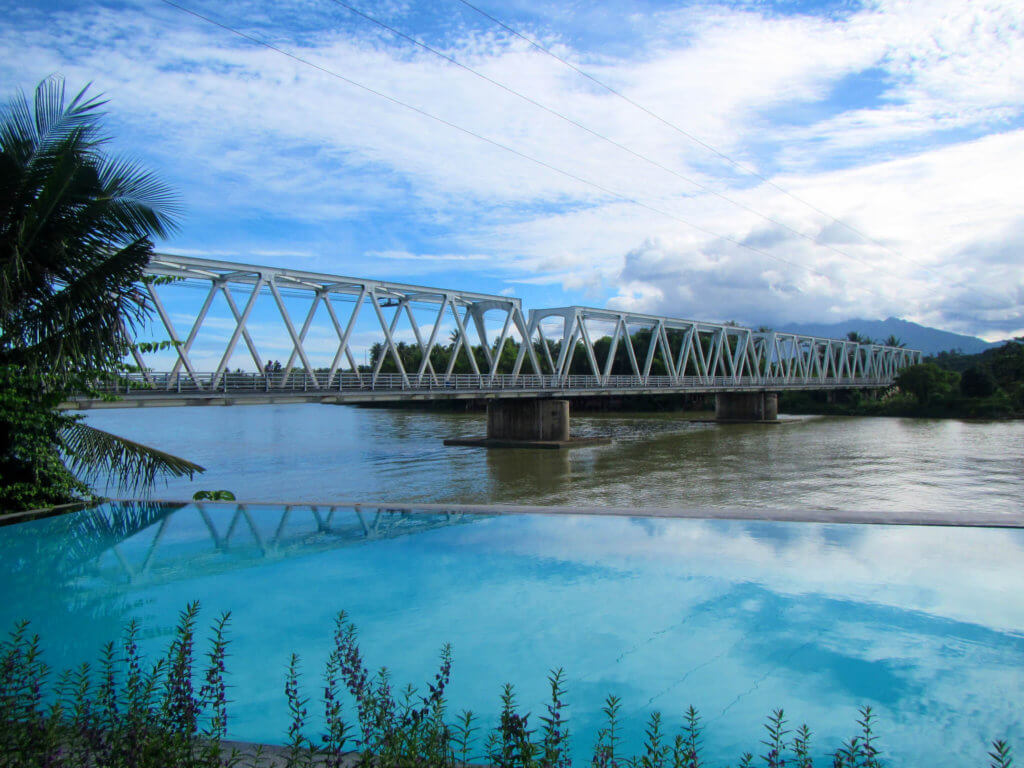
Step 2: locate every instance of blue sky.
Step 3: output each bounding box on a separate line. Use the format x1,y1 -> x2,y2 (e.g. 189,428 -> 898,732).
4,0 -> 1024,341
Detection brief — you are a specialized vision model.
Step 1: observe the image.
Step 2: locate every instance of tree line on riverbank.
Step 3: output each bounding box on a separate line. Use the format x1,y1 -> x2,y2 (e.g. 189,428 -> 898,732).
781,337 -> 1024,419
365,326 -> 752,378
365,327 -> 910,379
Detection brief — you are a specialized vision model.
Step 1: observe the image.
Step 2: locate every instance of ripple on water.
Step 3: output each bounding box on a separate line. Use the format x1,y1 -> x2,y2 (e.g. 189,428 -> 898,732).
77,406 -> 1024,513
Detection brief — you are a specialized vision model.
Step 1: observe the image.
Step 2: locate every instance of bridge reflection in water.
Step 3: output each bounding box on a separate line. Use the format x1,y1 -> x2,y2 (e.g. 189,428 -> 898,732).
78,500 -> 1023,591
89,503 -> 479,588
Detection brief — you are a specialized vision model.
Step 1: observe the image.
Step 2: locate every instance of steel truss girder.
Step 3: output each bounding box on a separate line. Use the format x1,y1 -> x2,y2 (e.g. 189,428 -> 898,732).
141,253 -> 540,392
137,254 -> 922,393
518,305 -> 921,387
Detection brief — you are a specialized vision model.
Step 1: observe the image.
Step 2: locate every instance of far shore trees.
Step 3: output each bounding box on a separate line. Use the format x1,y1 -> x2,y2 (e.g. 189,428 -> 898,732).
894,363 -> 959,405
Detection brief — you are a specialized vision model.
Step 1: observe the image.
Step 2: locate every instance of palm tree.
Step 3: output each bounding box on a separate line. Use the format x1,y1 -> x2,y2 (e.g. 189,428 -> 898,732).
884,335 -> 905,348
1,76 -> 202,509
846,331 -> 874,344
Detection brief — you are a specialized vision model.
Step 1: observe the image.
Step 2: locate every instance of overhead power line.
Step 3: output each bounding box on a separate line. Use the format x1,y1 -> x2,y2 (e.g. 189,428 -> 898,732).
158,0 -> 911,305
453,0 -> 1014,311
322,0 -> 900,278
450,0 -> 992,288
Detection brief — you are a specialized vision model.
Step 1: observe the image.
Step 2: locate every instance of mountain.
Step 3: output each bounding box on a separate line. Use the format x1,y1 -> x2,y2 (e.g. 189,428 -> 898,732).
776,317 -> 1002,355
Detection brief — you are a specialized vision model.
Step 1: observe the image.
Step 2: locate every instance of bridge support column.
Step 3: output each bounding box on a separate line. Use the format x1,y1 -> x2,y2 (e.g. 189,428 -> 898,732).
714,392 -> 778,422
487,399 -> 570,441
445,399 -> 609,448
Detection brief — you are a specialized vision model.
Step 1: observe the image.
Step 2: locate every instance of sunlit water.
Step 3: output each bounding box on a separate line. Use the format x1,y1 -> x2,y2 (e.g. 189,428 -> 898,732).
2,503 -> 1023,766
5,405 -> 1022,763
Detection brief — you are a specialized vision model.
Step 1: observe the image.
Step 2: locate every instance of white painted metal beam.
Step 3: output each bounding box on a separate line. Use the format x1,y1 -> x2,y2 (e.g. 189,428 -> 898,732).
135,255 -> 921,396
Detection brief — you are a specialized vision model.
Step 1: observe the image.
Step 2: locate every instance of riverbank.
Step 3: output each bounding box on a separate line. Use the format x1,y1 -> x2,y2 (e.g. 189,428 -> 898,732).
355,389 -> 1023,420
780,390 -> 1022,419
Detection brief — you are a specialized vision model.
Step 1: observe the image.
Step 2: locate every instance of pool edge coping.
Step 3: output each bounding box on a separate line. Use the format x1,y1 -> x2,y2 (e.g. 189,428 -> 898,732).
10,498 -> 1016,530
0,500 -> 98,527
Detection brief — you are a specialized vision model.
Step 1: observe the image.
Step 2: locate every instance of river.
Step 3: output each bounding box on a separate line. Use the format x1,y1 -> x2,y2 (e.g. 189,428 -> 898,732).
83,404 -> 1024,514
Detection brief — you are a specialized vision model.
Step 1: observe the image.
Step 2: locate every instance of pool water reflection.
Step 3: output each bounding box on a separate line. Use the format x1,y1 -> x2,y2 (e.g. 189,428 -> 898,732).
2,502 -> 1022,766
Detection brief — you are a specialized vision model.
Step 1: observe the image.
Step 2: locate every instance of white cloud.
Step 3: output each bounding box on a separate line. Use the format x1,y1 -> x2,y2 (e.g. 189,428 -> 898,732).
3,0 -> 1022,336
599,130 -> 1024,332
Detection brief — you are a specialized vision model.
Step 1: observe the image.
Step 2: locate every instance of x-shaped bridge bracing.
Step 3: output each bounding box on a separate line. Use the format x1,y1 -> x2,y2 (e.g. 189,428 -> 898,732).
139,253 -> 537,390
86,254 -> 921,405
517,306 -> 919,386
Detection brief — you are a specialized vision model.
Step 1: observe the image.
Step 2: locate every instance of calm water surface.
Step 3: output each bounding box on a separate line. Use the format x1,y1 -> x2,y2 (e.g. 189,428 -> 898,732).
83,404 -> 1024,513
3,503 -> 1023,767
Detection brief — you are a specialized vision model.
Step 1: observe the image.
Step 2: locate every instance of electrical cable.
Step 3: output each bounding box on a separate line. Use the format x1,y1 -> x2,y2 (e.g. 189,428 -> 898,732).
451,0 -> 901,252
452,0 -> 1012,307
322,0 -> 892,276
157,0 -> 915,306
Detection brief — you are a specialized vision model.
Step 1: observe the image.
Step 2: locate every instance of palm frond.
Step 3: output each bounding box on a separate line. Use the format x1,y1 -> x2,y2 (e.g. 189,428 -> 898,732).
0,76 -> 104,166
60,421 -> 205,494
1,78 -> 111,323
31,76 -> 104,147
0,239 -> 153,378
96,156 -> 182,238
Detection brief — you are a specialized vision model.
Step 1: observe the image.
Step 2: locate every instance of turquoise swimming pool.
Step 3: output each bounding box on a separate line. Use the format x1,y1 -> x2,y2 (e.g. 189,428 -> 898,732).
2,502 -> 1022,765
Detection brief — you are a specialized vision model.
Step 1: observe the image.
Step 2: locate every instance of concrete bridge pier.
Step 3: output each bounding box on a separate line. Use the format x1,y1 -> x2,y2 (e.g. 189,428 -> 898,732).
445,399 -> 608,448
714,392 -> 779,422
487,399 -> 570,441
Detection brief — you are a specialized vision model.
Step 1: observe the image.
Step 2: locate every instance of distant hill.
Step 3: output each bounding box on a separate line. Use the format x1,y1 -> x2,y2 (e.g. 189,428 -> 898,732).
776,316 -> 1002,355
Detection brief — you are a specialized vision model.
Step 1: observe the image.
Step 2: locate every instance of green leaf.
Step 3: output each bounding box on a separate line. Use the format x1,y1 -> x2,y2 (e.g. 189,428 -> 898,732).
60,421 -> 204,494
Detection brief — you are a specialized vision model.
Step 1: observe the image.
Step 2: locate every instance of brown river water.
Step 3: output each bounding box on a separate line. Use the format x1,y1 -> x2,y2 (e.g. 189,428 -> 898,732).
83,404 -> 1024,515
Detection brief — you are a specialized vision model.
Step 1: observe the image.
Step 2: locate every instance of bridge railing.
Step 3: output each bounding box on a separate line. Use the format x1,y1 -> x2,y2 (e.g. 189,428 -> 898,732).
91,371 -> 896,396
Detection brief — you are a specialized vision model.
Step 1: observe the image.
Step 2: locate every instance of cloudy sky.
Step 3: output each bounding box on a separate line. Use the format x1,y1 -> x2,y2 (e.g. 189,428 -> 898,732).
4,0 -> 1023,339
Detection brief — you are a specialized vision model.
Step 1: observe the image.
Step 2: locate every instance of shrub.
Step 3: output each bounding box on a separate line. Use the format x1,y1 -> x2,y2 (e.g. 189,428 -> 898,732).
895,363 -> 959,405
0,607 -> 1017,767
1,602 -> 230,768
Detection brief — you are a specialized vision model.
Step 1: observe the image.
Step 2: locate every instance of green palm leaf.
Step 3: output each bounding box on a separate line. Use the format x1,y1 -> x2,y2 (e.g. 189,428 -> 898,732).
1,76 -> 181,382
60,421 -> 204,495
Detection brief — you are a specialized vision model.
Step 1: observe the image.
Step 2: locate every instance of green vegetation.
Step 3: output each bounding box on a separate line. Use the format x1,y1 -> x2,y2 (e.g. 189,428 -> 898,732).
0,77 -> 203,512
781,338 -> 1024,419
845,332 -> 904,349
1,605 -> 1016,767
0,367 -> 89,510
192,490 -> 237,501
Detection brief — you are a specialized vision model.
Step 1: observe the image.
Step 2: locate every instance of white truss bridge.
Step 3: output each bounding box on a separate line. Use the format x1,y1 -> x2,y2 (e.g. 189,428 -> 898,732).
69,254 -> 921,409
